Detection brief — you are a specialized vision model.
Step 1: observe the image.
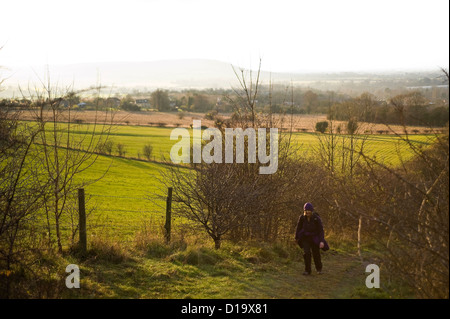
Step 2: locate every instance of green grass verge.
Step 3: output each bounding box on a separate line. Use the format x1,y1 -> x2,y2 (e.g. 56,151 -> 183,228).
58,239 -> 414,299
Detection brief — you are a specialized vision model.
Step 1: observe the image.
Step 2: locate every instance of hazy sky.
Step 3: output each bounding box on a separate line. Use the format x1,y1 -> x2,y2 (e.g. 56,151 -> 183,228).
1,0 -> 449,72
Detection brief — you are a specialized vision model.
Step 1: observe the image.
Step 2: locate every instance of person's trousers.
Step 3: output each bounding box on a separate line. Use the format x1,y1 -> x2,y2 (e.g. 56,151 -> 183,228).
301,237 -> 322,273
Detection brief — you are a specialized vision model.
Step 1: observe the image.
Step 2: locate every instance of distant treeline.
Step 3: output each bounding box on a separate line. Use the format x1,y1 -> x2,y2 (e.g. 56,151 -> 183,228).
2,86 -> 448,127
327,92 -> 449,127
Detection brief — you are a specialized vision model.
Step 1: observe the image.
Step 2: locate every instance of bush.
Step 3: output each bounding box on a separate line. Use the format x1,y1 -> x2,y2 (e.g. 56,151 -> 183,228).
315,121 -> 329,133
97,140 -> 115,155
0,250 -> 67,298
104,140 -> 114,155
116,143 -> 126,156
142,144 -> 153,161
120,99 -> 141,112
347,118 -> 358,135
204,110 -> 218,120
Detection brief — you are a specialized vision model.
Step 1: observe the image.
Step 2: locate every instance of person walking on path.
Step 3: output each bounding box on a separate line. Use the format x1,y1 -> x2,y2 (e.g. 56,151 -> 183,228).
295,202 -> 329,275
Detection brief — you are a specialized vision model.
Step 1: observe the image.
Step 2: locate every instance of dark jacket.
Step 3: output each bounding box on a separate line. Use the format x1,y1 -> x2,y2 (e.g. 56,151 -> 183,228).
295,212 -> 329,251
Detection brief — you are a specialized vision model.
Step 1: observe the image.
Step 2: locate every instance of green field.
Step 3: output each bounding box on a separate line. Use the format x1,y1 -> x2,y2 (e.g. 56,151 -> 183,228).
62,124 -> 434,241
62,123 -> 435,164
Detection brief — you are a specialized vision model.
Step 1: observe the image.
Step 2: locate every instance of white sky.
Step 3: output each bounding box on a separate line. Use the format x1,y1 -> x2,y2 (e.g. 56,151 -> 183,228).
1,0 -> 449,72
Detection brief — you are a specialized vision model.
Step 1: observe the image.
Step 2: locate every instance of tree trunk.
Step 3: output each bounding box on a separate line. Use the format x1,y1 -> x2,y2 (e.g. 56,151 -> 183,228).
214,237 -> 221,249
55,194 -> 63,253
357,214 -> 362,261
55,215 -> 63,254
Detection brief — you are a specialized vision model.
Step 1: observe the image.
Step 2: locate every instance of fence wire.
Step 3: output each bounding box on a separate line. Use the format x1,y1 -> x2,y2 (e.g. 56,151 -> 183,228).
32,188 -> 177,247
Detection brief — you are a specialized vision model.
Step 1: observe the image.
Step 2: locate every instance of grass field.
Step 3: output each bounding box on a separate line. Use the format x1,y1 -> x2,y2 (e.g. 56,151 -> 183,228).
64,123 -> 435,164
61,123 -> 435,240
27,122 -> 432,299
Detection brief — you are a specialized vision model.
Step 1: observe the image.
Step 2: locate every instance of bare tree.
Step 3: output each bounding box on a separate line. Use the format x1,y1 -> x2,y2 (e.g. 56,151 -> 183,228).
159,61 -> 326,247
20,77 -> 115,253
324,98 -> 449,298
0,105 -> 50,297
226,59 -> 262,129
0,56 -> 49,297
162,162 -> 267,249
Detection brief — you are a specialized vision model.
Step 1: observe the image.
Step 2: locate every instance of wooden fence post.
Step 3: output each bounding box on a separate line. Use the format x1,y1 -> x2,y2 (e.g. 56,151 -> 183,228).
78,188 -> 87,255
164,187 -> 173,243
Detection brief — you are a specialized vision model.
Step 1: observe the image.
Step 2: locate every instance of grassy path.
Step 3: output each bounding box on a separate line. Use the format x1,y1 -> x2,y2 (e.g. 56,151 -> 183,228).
237,252 -> 364,299
63,244 -> 391,299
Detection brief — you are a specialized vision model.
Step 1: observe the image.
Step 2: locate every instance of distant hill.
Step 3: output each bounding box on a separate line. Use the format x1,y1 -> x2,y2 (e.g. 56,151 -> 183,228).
5,59 -> 267,90
1,59 -> 445,97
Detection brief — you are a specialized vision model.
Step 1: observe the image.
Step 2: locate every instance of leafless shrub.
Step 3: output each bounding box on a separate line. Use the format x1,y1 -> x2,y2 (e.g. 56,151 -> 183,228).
323,113 -> 449,298
116,143 -> 127,157
143,143 -> 153,161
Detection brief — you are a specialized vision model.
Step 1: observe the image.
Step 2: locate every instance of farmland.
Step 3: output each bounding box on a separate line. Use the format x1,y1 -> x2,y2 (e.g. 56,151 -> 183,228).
62,122 -> 435,241
62,121 -> 435,164
18,109 -> 436,134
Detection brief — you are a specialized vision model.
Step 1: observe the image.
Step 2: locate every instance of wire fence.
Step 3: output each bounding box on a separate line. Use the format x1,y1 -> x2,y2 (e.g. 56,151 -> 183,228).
83,191 -> 172,244
28,188 -> 180,249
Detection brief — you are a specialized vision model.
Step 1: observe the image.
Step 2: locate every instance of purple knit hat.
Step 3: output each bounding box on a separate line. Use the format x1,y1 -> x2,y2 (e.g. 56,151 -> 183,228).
304,202 -> 314,211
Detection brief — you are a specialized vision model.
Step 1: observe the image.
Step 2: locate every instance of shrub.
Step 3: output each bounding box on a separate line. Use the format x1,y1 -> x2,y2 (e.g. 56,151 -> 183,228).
116,143 -> 126,156
347,118 -> 358,135
142,144 -> 153,161
204,110 -> 218,120
104,140 -> 114,155
120,100 -> 141,112
315,121 -> 329,133
97,140 -> 114,155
